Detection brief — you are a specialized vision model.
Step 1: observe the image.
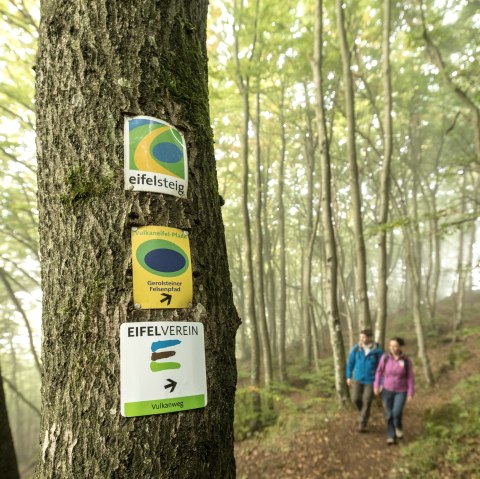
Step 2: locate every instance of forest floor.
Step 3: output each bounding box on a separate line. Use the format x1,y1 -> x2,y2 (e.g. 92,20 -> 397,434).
235,325 -> 480,478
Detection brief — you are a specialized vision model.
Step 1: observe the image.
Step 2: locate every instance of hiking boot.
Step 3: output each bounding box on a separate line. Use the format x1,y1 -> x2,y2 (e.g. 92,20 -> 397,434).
395,428 -> 404,439
358,424 -> 367,433
386,437 -> 395,445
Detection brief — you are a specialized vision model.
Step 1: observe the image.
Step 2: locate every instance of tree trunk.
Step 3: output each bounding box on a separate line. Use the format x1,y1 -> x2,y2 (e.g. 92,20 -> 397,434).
238,76 -> 261,405
254,87 -> 273,385
375,0 -> 393,348
424,187 -> 441,329
313,0 -> 348,405
403,173 -> 434,386
233,0 -> 262,410
301,93 -> 316,366
407,247 -> 434,386
277,85 -> 288,381
452,175 -> 468,342
262,157 -> 277,363
0,364 -> 20,479
336,0 -> 371,330
36,2 -> 239,477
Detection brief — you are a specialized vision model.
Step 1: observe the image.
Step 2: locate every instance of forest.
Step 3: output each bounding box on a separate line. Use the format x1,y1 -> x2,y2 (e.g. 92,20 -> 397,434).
0,0 -> 479,477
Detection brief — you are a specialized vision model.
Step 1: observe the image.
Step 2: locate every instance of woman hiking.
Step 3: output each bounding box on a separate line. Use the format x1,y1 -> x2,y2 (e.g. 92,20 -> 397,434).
374,337 -> 415,445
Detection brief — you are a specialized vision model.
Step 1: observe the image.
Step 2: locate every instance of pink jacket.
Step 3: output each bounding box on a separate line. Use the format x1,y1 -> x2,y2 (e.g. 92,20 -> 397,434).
374,353 -> 414,397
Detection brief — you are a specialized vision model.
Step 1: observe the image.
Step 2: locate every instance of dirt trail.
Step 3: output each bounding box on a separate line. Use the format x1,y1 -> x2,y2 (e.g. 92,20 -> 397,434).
235,335 -> 479,478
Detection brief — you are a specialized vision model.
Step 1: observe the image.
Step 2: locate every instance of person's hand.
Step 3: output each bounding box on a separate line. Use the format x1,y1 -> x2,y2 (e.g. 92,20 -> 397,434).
347,378 -> 352,387
374,388 -> 379,396
407,396 -> 413,402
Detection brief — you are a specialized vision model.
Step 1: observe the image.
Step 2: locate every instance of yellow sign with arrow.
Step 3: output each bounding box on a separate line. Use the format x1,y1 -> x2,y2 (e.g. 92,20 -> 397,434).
132,226 -> 193,309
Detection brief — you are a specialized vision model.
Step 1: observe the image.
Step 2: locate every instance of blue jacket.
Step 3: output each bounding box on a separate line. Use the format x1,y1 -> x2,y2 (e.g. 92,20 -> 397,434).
346,343 -> 383,384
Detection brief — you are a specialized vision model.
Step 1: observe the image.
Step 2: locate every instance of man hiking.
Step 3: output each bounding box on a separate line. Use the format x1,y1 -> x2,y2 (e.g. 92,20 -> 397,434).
346,329 -> 383,432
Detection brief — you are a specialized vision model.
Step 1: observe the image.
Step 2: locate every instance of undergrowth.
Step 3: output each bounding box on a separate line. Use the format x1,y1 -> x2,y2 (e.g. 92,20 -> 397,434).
396,373 -> 480,478
234,357 -> 338,441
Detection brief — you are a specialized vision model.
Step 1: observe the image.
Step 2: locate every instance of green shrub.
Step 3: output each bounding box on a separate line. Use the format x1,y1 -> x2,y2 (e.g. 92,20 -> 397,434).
234,387 -> 279,441
398,374 -> 480,478
446,345 -> 472,368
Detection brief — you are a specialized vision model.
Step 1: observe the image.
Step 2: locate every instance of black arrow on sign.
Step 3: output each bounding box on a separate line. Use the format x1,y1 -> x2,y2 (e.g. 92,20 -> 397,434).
164,379 -> 177,393
160,293 -> 172,305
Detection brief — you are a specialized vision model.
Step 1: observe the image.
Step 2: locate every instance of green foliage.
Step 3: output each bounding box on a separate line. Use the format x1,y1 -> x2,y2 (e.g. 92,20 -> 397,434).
459,325 -> 480,339
234,386 -> 279,441
397,375 -> 480,478
235,357 -> 338,441
446,345 -> 471,368
289,358 -> 336,398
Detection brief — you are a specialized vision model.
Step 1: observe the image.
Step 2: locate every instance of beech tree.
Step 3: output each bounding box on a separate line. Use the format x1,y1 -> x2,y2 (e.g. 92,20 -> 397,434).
35,2 -> 239,477
313,0 -> 348,404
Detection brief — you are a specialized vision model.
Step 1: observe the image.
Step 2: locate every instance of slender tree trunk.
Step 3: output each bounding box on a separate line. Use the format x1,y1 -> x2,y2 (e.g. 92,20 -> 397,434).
453,176 -> 468,342
0,364 -> 20,479
336,0 -> 371,330
406,247 -> 434,386
420,136 -> 443,328
375,0 -> 393,348
262,152 -> 277,361
240,85 -> 261,391
278,85 -> 288,381
234,240 -> 249,361
36,2 -> 239,476
234,0 -> 262,398
338,264 -> 355,349
404,176 -> 434,386
301,95 -> 316,366
465,214 -> 476,292
425,196 -> 441,328
335,204 -> 355,348
254,87 -> 273,385
313,0 -> 348,405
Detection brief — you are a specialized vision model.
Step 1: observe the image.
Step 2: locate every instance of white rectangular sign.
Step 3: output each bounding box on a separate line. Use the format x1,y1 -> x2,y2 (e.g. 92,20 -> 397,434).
120,321 -> 207,417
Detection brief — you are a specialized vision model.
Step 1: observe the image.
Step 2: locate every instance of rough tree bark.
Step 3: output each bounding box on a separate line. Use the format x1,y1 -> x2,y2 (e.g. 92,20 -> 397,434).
36,2 -> 239,477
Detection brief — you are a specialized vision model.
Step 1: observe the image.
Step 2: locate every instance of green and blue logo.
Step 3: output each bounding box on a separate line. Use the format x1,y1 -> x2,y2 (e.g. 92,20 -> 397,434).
128,117 -> 186,179
136,239 -> 189,277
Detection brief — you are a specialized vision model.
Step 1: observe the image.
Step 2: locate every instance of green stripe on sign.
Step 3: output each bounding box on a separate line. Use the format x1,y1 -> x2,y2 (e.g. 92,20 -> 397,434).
150,361 -> 181,372
124,394 -> 206,417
